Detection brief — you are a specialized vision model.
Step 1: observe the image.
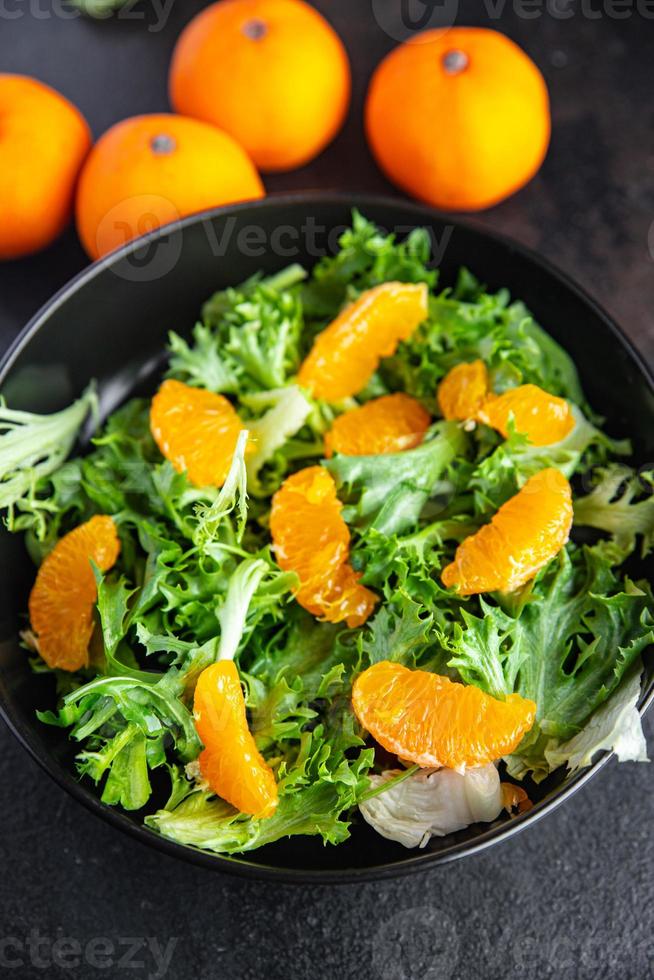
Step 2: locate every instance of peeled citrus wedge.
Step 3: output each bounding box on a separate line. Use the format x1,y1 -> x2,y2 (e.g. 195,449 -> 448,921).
442,467 -> 573,594
270,466 -> 377,627
478,384 -> 574,445
437,359 -> 490,421
324,393 -> 430,457
150,378 -> 245,488
297,281 -> 429,401
28,515 -> 120,671
352,660 -> 536,769
194,661 -> 278,819
437,361 -> 574,446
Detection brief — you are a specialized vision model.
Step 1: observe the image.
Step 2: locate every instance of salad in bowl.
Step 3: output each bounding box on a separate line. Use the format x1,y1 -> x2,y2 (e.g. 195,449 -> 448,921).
2,212 -> 652,857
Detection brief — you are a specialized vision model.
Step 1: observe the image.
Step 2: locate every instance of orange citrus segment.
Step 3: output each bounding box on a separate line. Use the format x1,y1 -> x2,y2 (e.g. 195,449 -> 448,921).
437,359 -> 490,421
478,384 -> 574,445
324,393 -> 430,458
297,281 -> 429,401
150,378 -> 245,488
437,363 -> 574,446
194,660 -> 278,818
501,782 -> 533,813
28,515 -> 121,671
352,660 -> 536,769
270,466 -> 377,627
442,467 -> 573,594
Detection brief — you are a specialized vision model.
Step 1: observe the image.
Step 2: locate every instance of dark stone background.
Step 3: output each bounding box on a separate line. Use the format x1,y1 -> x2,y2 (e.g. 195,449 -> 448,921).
0,2 -> 653,978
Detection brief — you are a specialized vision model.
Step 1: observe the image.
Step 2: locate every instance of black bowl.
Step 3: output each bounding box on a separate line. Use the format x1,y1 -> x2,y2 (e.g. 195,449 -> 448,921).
1,194 -> 652,883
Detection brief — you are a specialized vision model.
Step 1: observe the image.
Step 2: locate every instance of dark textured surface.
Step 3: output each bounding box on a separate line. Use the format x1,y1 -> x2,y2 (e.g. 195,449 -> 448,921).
0,3 -> 653,978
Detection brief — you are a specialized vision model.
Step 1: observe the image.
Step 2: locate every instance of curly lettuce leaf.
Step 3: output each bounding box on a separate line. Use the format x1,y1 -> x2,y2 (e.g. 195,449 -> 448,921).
384,269 -> 585,410
325,421 -> 467,537
1,386 -> 97,537
39,668 -> 201,811
146,773 -> 367,854
192,430 -> 249,554
447,546 -> 654,780
169,266 -> 306,395
544,665 -> 648,773
574,465 -> 654,558
469,407 -> 629,514
243,386 -> 313,494
170,266 -> 307,396
359,594 -> 433,667
301,209 -> 437,323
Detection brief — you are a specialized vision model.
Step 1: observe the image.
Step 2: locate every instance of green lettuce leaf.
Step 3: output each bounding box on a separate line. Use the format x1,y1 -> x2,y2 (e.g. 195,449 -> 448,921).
39,669 -> 201,811
469,407 -> 629,514
1,386 -> 97,537
544,664 -> 648,773
243,386 -> 313,495
300,209 -> 437,323
146,775 -> 367,854
170,265 -> 307,396
383,269 -> 585,410
574,465 -> 654,557
325,421 -> 467,537
447,546 -> 654,780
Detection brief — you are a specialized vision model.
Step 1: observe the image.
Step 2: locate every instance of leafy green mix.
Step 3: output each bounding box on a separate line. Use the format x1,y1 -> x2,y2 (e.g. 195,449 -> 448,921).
3,212 -> 652,855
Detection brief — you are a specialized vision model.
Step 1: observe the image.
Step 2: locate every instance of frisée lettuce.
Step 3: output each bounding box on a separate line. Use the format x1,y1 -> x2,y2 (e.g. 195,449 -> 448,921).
1,212 -> 651,855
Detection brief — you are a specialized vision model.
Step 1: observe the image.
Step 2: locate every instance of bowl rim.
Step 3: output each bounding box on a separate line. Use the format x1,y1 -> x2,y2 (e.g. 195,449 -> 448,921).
1,190 -> 652,885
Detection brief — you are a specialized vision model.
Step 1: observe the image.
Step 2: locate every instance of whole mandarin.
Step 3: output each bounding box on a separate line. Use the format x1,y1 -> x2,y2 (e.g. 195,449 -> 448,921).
365,28 -> 550,211
75,113 -> 263,260
0,75 -> 91,260
169,0 -> 351,172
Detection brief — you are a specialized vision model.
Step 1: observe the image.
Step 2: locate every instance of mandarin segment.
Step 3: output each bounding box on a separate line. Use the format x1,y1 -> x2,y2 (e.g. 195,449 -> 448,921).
352,661 -> 536,770
150,378 -> 246,488
478,384 -> 574,446
442,467 -> 573,594
297,281 -> 429,401
324,393 -> 430,458
194,660 -> 278,818
28,515 -> 121,672
437,359 -> 490,421
437,361 -> 575,446
270,466 -> 377,627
